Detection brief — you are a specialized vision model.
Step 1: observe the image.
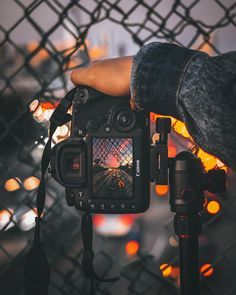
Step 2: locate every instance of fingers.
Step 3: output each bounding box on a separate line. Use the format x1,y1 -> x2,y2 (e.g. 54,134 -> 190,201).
70,66 -> 93,87
70,56 -> 133,97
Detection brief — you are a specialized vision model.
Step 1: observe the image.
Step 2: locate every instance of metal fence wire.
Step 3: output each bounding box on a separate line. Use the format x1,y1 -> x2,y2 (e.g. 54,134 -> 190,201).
0,0 -> 236,295
93,138 -> 133,198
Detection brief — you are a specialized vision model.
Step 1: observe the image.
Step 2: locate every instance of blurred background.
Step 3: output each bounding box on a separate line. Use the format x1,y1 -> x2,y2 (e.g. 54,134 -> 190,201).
0,0 -> 235,294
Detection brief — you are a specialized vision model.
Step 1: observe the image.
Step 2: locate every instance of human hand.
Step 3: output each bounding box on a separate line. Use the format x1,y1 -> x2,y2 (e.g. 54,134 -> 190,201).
70,56 -> 133,97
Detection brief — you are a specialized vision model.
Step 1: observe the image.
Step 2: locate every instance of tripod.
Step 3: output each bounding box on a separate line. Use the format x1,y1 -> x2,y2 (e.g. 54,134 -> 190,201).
151,118 -> 226,295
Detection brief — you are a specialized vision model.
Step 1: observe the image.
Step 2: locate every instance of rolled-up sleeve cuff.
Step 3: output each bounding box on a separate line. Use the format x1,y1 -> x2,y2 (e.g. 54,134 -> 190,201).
130,42 -> 206,119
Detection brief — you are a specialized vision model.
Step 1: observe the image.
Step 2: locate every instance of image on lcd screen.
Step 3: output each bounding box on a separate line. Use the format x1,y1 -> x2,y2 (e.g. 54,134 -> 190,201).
92,138 -> 133,198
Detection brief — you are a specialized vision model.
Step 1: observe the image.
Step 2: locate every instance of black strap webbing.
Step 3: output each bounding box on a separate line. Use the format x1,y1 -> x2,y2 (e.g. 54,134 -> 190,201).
24,88 -> 76,295
81,213 -> 119,295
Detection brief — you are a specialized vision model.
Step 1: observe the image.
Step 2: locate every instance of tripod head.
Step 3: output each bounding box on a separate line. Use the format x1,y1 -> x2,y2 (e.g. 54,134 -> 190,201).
151,117 -> 226,213
151,117 -> 227,295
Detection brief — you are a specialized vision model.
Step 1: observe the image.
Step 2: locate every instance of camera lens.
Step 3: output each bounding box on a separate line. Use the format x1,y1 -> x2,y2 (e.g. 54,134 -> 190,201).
117,112 -> 132,127
68,155 -> 80,172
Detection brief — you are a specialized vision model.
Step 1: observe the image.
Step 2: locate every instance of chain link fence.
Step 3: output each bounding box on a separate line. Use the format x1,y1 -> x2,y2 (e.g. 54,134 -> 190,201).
0,1 -> 236,294
93,138 -> 133,199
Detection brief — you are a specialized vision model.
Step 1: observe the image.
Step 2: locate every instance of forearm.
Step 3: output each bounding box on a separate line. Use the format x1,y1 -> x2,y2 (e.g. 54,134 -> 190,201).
131,42 -> 236,169
130,42 -> 205,119
71,56 -> 133,96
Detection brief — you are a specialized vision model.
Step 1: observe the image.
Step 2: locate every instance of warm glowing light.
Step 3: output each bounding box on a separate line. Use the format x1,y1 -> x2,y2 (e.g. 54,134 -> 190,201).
152,133 -> 159,144
173,121 -> 191,138
121,215 -> 135,226
171,266 -> 180,279
93,215 -> 105,227
118,179 -> 125,188
168,145 -> 177,157
150,113 -> 177,126
206,200 -> 220,215
19,210 -> 37,231
23,176 -> 40,191
41,102 -> 55,111
150,112 -> 158,123
27,41 -> 50,66
29,99 -> 39,113
200,264 -> 214,277
169,236 -> 178,247
30,101 -> 56,123
125,240 -> 140,255
197,149 -> 217,171
160,263 -> 173,277
0,209 -> 13,230
89,45 -> 108,60
53,125 -> 70,143
216,159 -> 227,172
105,155 -> 120,168
4,178 -> 21,192
155,185 -> 169,196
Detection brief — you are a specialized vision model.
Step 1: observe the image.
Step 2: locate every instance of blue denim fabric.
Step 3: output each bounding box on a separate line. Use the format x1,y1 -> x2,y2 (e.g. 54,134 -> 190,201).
131,42 -> 236,170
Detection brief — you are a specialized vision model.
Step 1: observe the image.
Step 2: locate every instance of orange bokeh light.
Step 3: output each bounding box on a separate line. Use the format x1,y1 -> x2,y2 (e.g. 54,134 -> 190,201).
197,149 -> 217,171
200,264 -> 214,277
150,112 -> 158,124
23,176 -> 40,191
168,145 -> 177,157
0,209 -> 12,223
41,102 -> 55,111
121,215 -> 135,226
125,240 -> 140,255
4,178 -> 21,192
173,121 -> 191,138
150,113 -> 177,126
155,185 -> 169,196
160,263 -> 173,277
93,215 -> 105,227
206,200 -> 220,215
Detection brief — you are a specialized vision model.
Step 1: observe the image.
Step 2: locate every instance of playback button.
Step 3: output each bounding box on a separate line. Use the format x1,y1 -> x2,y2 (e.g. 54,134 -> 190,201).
130,204 -> 137,211
78,191 -> 84,198
110,203 -> 116,210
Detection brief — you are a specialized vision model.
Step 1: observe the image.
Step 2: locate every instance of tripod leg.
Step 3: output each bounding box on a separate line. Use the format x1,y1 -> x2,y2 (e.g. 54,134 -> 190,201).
179,236 -> 200,295
174,214 -> 202,295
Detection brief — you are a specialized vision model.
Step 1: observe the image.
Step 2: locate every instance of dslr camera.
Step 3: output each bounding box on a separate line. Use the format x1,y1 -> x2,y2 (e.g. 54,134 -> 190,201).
50,87 -> 150,214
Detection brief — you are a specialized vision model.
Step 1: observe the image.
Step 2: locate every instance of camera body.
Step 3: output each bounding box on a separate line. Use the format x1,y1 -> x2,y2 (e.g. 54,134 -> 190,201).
50,87 -> 150,214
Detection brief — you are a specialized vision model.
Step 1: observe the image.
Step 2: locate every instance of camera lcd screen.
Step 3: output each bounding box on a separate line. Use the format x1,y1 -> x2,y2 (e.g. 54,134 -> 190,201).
92,138 -> 133,199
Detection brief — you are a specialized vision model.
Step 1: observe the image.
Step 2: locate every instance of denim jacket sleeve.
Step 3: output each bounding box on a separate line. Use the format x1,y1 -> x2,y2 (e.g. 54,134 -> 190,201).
130,42 -> 236,170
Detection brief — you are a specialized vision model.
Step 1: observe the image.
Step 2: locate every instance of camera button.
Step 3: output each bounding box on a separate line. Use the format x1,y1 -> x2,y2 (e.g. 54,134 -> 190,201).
118,112 -> 132,126
104,126 -> 111,133
78,191 -> 84,198
88,120 -> 100,130
110,203 -> 116,210
131,204 -> 137,211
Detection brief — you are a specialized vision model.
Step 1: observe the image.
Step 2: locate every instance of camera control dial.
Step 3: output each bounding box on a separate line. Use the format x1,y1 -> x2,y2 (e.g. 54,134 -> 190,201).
111,106 -> 136,132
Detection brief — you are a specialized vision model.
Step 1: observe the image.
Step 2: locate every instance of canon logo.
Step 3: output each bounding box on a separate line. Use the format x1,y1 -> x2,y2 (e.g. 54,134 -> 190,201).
136,160 -> 141,177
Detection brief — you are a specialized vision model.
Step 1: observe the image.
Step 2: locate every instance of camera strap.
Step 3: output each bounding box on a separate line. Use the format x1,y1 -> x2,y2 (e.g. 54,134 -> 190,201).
24,88 -> 76,295
81,213 -> 119,294
25,87 -> 119,295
